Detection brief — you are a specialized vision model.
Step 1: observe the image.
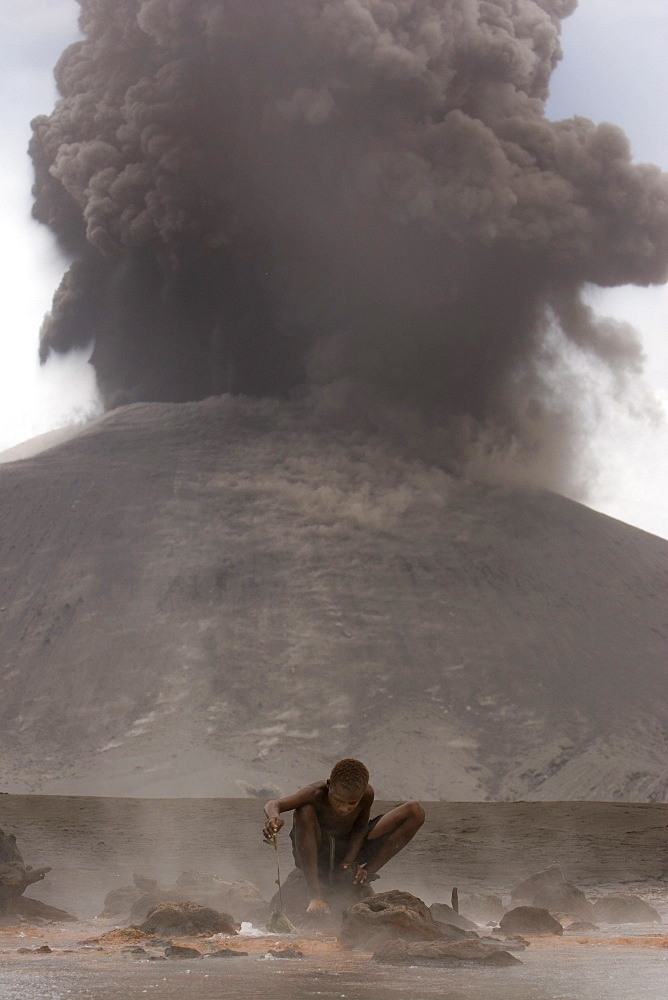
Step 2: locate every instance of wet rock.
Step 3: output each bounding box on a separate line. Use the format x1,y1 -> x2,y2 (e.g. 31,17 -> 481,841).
133,874 -> 160,892
268,947 -> 304,959
122,946 -> 148,957
165,944 -> 202,959
101,886 -> 147,918
13,897 -> 77,923
339,890 -> 473,950
592,894 -> 661,924
130,892 -> 168,922
499,906 -> 563,936
113,871 -> 269,924
17,945 -> 52,954
205,948 -> 249,958
510,864 -> 566,902
510,864 -> 593,921
0,831 -> 59,921
140,901 -> 238,937
566,920 -> 599,932
530,885 -> 595,922
373,937 -> 521,967
430,902 -> 479,931
459,894 -> 505,924
224,879 -> 269,924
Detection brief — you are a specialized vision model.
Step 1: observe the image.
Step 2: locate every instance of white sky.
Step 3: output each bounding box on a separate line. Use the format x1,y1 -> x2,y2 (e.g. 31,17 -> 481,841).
0,0 -> 666,538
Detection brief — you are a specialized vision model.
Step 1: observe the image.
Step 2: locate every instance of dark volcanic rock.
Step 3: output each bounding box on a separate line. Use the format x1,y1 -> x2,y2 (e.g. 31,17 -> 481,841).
459,894 -> 505,924
592,894 -> 661,924
140,902 -> 238,937
114,870 -> 268,924
373,937 -> 521,967
13,896 -> 77,922
511,864 -> 566,902
340,890 -> 472,950
205,948 -> 249,958
566,921 -> 599,932
499,907 -> 563,936
268,948 -> 304,959
133,875 -> 160,892
165,944 -> 202,959
430,902 -> 479,931
130,892 -> 165,922
101,886 -> 147,918
511,864 -> 594,920
531,885 -> 595,922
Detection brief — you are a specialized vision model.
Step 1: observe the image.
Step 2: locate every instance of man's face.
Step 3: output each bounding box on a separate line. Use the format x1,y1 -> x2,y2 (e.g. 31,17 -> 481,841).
328,782 -> 363,815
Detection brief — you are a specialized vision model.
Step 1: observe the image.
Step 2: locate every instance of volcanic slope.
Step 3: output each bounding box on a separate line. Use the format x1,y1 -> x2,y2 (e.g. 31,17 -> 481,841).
0,396 -> 666,801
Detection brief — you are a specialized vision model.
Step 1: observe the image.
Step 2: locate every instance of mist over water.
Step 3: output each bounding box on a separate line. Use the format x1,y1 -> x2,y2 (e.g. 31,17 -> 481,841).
29,0 -> 668,495
1,797 -> 667,1000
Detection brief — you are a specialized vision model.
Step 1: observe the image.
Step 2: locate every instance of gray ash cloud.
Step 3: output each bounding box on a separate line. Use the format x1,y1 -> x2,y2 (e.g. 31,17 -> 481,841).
30,0 -> 668,484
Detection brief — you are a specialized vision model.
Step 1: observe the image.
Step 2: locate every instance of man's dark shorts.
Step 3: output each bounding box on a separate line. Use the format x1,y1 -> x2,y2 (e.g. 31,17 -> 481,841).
290,815 -> 389,882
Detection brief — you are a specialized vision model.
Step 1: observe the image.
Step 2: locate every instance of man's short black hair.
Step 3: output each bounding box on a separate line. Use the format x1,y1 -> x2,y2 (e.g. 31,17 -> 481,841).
329,758 -> 369,793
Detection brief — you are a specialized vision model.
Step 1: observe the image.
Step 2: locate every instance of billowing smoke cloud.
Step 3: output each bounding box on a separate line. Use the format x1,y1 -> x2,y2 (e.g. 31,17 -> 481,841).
30,0 -> 668,489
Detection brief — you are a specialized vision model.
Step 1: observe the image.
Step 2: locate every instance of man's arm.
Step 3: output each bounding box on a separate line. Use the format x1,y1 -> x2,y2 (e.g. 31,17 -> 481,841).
340,788 -> 374,868
262,781 -> 324,839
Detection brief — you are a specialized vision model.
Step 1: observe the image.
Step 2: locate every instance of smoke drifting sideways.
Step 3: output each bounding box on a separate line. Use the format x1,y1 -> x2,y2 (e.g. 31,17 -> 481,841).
30,0 -> 668,494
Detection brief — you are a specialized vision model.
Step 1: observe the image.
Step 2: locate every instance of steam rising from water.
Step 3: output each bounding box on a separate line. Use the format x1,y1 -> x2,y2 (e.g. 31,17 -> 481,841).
30,0 -> 668,492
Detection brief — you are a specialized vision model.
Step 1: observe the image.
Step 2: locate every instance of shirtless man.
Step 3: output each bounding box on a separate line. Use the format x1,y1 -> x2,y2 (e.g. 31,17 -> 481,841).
263,758 -> 425,915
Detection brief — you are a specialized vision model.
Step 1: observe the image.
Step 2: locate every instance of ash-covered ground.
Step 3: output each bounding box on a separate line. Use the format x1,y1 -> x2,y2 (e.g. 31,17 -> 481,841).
0,797 -> 667,1000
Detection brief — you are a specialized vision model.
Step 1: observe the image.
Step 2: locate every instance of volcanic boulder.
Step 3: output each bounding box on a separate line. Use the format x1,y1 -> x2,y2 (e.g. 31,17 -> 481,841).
499,907 -> 563,936
510,864 -> 594,920
165,944 -> 202,960
139,902 -> 238,937
339,890 -> 474,950
105,870 -> 267,923
592,895 -> 661,924
0,828 -> 75,922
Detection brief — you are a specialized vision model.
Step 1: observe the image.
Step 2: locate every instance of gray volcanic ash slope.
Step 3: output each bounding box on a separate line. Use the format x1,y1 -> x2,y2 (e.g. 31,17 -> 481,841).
1,396 -> 666,801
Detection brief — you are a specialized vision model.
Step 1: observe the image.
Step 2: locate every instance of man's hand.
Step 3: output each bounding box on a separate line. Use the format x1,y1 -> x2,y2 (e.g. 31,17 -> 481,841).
263,816 -> 284,840
306,897 -> 330,916
340,862 -> 369,884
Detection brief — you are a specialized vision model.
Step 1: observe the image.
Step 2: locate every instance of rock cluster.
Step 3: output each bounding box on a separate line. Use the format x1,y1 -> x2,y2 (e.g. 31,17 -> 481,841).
340,891 -> 520,967
0,828 -> 76,922
101,870 -> 268,924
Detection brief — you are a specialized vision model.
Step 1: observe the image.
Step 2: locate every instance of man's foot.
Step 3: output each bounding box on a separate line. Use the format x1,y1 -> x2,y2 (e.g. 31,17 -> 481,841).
306,897 -> 330,915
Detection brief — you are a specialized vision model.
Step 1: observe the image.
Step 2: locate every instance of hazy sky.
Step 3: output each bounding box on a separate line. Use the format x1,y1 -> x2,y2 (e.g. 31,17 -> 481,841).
0,0 -> 666,538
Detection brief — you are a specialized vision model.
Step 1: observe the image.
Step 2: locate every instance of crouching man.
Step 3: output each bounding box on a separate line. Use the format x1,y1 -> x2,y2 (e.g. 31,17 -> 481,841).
263,758 -> 424,915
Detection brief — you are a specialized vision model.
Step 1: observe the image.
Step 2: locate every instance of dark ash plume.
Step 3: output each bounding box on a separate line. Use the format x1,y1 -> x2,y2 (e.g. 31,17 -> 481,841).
31,0 -> 668,485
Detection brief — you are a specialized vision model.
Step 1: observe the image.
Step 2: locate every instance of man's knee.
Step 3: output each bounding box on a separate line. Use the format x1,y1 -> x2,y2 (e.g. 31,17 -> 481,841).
405,800 -> 425,827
